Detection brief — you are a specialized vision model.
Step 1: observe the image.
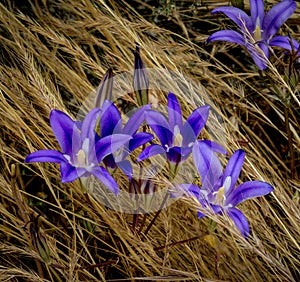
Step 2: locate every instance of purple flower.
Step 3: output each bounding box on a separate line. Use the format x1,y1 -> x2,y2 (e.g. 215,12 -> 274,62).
25,109 -> 132,194
271,35 -> 300,57
179,142 -> 274,237
207,0 -> 297,70
99,100 -> 153,178
138,93 -> 222,176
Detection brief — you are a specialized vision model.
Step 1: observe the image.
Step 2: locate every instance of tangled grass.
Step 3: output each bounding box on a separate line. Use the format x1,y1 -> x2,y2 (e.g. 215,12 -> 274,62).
0,0 -> 299,281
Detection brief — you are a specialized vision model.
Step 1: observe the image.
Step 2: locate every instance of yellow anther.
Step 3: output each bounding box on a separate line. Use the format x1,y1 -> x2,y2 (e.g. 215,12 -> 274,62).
173,125 -> 183,147
253,25 -> 262,42
76,149 -> 86,167
215,187 -> 225,205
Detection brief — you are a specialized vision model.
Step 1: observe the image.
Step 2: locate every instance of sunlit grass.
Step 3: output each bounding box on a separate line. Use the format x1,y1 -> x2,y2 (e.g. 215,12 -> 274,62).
0,0 -> 299,281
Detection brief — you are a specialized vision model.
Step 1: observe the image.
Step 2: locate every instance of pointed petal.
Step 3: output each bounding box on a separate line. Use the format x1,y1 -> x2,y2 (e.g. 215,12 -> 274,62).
133,44 -> 149,106
250,0 -> 264,27
192,141 -> 223,192
91,166 -> 119,195
129,132 -> 154,152
270,35 -> 300,51
168,93 -> 183,131
50,110 -> 76,155
225,181 -> 274,207
211,6 -> 252,30
227,207 -> 250,237
263,0 -> 296,40
246,42 -> 269,70
146,110 -> 173,147
197,211 -> 207,219
199,140 -> 227,155
96,134 -> 132,161
137,144 -> 165,161
81,108 -> 101,140
222,149 -> 245,195
182,105 -> 210,146
123,104 -> 151,135
25,150 -> 65,163
94,69 -> 114,108
100,101 -> 122,137
207,30 -> 246,46
117,160 -> 133,179
60,162 -> 86,182
180,184 -> 201,198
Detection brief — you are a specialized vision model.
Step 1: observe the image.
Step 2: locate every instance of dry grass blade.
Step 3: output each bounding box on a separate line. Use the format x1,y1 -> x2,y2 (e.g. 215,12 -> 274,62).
0,0 -> 299,281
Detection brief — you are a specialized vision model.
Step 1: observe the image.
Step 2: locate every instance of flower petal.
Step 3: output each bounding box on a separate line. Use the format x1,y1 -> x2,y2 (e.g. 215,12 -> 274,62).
96,134 -> 132,161
250,0 -> 264,27
225,181 -> 274,207
211,6 -> 252,30
222,149 -> 245,194
129,132 -> 154,152
133,44 -> 149,106
227,207 -> 250,237
199,140 -> 227,155
137,144 -> 165,161
182,105 -> 210,146
270,35 -> 300,51
100,101 -> 122,137
146,110 -> 173,147
81,108 -> 101,140
25,150 -> 65,163
50,110 -> 76,155
60,162 -> 86,182
167,93 -> 183,131
117,160 -> 133,179
91,166 -> 119,195
179,184 -> 201,198
263,0 -> 296,40
207,30 -> 246,46
123,104 -> 151,135
246,42 -> 269,70
192,141 -> 223,192
94,68 -> 113,108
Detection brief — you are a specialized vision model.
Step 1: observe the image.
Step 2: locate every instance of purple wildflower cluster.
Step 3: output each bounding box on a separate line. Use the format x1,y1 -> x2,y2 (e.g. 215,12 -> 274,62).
207,0 -> 299,70
25,44 -> 274,237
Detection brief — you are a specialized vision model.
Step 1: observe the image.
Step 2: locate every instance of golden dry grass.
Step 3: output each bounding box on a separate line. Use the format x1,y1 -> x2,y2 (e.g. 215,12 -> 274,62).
0,0 -> 299,281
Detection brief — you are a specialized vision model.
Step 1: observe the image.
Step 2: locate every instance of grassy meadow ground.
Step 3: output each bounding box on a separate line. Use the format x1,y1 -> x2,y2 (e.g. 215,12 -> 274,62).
0,0 -> 299,281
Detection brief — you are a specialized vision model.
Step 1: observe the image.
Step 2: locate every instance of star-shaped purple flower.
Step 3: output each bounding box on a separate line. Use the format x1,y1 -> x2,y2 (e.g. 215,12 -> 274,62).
138,93 -> 225,176
207,0 -> 297,70
25,108 -> 132,194
99,100 -> 153,178
179,141 -> 274,237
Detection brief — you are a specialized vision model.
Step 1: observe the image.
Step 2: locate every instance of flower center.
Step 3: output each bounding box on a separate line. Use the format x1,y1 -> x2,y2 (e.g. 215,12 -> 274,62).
173,125 -> 183,147
214,187 -> 225,206
75,138 -> 92,168
76,149 -> 86,167
253,18 -> 262,42
213,176 -> 231,206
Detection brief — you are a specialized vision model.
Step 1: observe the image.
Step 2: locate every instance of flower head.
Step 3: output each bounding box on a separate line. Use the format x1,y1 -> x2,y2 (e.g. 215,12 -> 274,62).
25,109 -> 132,194
99,100 -> 153,178
94,68 -> 114,108
207,0 -> 297,69
138,93 -> 215,176
179,141 -> 274,237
